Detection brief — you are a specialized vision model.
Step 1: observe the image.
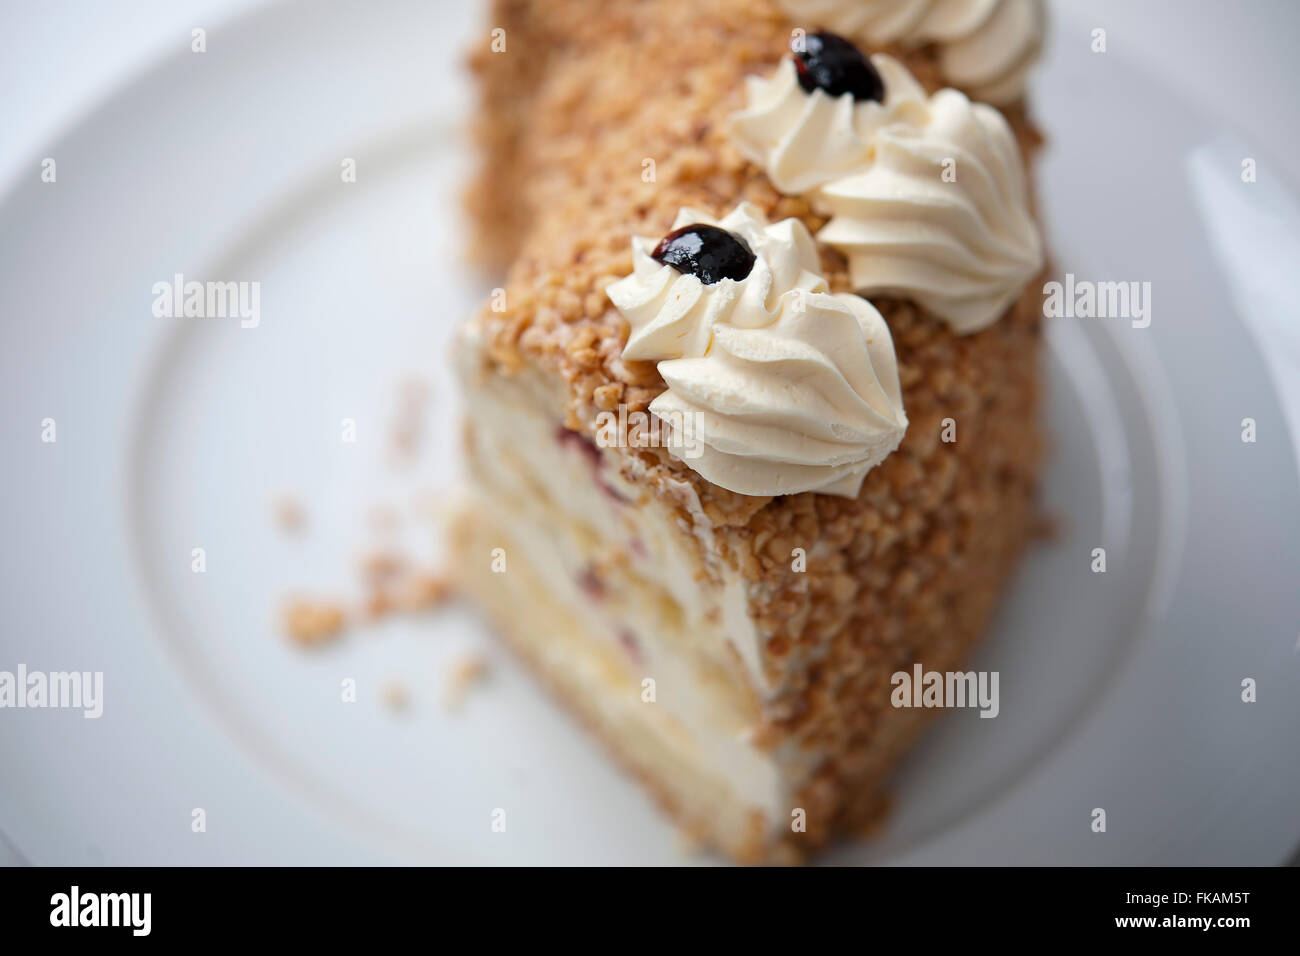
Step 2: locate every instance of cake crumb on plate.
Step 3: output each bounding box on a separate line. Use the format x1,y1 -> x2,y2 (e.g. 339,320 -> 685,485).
283,598 -> 346,647
271,493 -> 306,534
381,680 -> 410,713
445,653 -> 489,711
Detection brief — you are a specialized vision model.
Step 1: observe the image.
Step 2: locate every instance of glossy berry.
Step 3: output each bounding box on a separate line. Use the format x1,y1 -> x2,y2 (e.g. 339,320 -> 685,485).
651,224 -> 755,284
793,31 -> 885,102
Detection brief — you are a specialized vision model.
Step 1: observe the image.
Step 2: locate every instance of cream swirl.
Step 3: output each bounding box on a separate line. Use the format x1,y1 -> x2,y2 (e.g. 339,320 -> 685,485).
774,0 -> 1046,105
610,202 -> 826,362
608,204 -> 907,498
728,54 -> 926,194
728,49 -> 1041,333
815,87 -> 1042,333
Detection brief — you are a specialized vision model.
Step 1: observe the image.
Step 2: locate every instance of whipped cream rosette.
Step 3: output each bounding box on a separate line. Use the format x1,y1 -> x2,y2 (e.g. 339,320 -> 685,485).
607,203 -> 907,498
816,87 -> 1042,333
614,202 -> 827,361
730,47 -> 1042,334
775,0 -> 1045,105
728,54 -> 927,194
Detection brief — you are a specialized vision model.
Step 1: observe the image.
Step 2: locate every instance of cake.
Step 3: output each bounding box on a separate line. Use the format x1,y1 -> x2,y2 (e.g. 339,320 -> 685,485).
452,0 -> 1047,863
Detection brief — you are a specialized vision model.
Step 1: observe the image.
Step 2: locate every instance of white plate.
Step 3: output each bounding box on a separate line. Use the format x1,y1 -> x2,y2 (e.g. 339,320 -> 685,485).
2,0 -> 1298,865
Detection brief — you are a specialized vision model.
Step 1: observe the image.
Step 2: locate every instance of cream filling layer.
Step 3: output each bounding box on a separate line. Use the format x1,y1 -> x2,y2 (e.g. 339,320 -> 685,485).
456,320 -> 818,830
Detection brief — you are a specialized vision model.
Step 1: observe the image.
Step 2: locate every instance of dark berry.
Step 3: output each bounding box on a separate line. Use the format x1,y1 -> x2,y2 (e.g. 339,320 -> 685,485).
793,31 -> 884,102
651,224 -> 755,284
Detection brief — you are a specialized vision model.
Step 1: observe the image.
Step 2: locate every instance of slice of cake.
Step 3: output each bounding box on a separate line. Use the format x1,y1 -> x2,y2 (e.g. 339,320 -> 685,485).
453,0 -> 1047,863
